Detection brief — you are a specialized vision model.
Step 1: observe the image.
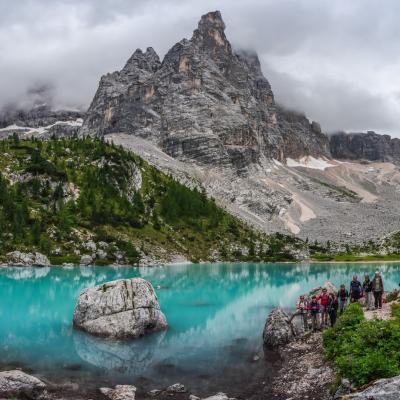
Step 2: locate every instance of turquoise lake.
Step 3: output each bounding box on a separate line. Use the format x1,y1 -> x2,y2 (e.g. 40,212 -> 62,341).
1,262 -> 400,394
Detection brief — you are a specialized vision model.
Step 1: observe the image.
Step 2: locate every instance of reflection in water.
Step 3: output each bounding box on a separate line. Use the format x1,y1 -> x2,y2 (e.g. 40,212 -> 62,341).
1,262 -> 400,391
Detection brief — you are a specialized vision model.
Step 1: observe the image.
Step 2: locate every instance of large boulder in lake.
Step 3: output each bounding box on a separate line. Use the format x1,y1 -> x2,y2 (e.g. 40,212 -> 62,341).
344,375 -> 400,399
263,307 -> 295,348
0,370 -> 46,398
73,278 -> 168,339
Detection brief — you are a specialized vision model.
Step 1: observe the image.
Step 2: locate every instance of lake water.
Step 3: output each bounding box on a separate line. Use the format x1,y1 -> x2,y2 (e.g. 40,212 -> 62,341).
1,262 -> 400,395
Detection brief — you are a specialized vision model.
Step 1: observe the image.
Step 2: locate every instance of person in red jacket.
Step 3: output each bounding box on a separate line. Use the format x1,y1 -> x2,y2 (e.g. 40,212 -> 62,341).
318,288 -> 330,327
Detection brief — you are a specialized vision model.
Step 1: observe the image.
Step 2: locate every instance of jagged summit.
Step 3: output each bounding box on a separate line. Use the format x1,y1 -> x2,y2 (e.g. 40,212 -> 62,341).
81,10 -> 329,167
122,47 -> 161,74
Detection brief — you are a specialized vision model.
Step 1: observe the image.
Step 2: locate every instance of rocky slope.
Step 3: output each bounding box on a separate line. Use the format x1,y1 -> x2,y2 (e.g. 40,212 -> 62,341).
0,136 -> 307,265
330,130 -> 400,162
0,105 -> 84,138
81,11 -> 329,169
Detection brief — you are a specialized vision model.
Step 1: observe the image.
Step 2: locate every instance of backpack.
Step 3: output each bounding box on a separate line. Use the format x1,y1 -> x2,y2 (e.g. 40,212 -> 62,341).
350,281 -> 361,296
338,288 -> 348,301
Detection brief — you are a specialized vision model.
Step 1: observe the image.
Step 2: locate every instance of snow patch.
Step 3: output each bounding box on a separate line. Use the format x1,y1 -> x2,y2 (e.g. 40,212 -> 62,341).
286,156 -> 334,171
0,118 -> 83,135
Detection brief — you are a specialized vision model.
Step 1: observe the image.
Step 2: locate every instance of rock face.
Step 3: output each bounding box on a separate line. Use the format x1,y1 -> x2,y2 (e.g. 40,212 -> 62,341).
6,251 -> 50,267
330,131 -> 400,162
81,11 -> 329,168
0,104 -> 83,129
73,278 -> 168,339
263,307 -> 295,347
345,375 -> 400,399
0,370 -> 46,398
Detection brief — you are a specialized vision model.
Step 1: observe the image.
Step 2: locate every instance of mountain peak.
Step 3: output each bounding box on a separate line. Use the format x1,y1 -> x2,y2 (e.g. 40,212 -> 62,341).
198,11 -> 225,33
192,11 -> 230,52
122,47 -> 160,74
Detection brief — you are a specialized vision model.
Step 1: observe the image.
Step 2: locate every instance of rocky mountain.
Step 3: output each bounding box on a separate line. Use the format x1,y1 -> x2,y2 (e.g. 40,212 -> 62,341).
0,105 -> 84,139
330,131 -> 400,162
79,11 -> 400,244
81,11 -> 329,169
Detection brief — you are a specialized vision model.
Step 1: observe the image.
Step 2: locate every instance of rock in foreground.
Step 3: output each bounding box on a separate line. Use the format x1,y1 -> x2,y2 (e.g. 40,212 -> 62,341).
0,370 -> 46,398
73,278 -> 168,339
100,384 -> 137,400
263,307 -> 295,348
345,375 -> 400,399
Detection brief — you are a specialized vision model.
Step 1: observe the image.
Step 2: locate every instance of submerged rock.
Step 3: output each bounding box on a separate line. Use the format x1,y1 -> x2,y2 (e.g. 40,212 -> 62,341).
6,251 -> 50,267
263,307 -> 295,348
73,277 -> 168,339
100,384 -> 137,400
344,375 -> 400,399
0,370 -> 46,398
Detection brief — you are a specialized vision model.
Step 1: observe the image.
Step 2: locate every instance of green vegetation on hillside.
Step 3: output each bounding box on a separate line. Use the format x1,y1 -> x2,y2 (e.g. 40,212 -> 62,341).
0,136 -> 305,265
323,303 -> 400,387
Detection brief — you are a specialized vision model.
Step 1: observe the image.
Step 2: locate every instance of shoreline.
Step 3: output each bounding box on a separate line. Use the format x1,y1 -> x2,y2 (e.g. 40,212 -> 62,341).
2,259 -> 400,268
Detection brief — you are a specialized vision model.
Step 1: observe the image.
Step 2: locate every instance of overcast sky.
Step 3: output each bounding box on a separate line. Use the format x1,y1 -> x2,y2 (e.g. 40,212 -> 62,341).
1,0 -> 400,135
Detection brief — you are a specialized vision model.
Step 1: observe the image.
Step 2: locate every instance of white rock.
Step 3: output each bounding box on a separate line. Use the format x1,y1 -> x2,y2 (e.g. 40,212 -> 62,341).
6,251 -> 50,267
96,249 -> 107,259
308,281 -> 337,297
346,375 -> 400,399
83,240 -> 97,251
202,393 -> 229,400
167,383 -> 186,393
0,370 -> 46,398
80,254 -> 93,265
100,384 -> 136,400
73,278 -> 168,339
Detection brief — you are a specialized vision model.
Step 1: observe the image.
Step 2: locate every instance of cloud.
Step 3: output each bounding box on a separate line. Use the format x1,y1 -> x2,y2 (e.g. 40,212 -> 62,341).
1,0 -> 400,135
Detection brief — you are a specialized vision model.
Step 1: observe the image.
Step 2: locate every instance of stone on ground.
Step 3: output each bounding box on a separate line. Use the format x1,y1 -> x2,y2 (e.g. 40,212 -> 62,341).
345,375 -> 400,399
73,277 -> 168,339
0,370 -> 46,398
100,384 -> 137,400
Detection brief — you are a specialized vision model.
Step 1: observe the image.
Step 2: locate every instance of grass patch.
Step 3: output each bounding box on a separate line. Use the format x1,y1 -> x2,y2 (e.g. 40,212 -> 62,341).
312,253 -> 400,262
323,303 -> 400,387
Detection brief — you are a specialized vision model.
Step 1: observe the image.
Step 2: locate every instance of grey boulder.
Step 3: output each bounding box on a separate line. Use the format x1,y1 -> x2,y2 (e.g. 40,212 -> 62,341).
263,307 -> 295,348
6,251 -> 50,267
0,370 -> 46,398
73,278 -> 168,339
100,384 -> 137,400
345,376 -> 400,399
308,281 -> 337,297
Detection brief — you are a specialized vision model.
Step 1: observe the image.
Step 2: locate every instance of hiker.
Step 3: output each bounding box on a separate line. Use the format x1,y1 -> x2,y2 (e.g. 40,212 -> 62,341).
327,293 -> 339,326
318,287 -> 329,327
337,284 -> 349,313
350,275 -> 362,303
362,274 -> 374,310
296,295 -> 309,330
372,271 -> 384,309
309,295 -> 320,331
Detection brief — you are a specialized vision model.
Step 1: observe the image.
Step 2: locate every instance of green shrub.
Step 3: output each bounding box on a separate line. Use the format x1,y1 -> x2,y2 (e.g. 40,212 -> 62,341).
324,303 -> 400,387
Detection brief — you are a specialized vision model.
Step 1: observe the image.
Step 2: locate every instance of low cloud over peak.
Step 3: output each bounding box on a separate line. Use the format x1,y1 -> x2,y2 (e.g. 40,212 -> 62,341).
1,0 -> 400,136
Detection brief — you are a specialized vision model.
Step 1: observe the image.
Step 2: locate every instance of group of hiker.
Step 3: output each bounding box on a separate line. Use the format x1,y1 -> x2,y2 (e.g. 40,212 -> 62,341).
295,271 -> 384,331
